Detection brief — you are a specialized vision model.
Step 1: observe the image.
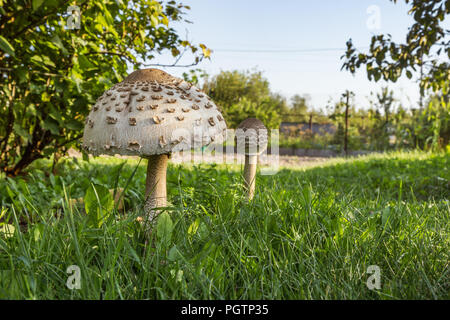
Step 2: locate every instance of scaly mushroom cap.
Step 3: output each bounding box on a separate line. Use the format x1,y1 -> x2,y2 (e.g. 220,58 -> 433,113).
236,118 -> 268,156
82,69 -> 227,156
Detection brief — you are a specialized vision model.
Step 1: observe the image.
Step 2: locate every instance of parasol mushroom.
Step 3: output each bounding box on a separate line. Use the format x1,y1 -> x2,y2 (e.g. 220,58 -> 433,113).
82,68 -> 227,225
236,118 -> 268,201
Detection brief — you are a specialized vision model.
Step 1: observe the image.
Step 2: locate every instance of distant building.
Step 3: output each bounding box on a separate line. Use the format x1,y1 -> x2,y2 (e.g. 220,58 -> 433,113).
280,122 -> 336,136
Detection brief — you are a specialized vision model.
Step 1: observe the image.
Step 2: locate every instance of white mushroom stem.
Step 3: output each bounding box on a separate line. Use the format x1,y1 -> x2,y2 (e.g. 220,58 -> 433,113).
144,154 -> 169,222
243,154 -> 258,201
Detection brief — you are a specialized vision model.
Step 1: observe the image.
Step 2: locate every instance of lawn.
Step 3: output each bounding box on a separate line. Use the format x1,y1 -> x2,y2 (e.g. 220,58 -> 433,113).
0,151 -> 448,299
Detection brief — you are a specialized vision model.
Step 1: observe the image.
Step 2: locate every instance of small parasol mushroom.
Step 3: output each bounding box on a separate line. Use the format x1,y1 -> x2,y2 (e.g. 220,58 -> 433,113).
235,118 -> 268,201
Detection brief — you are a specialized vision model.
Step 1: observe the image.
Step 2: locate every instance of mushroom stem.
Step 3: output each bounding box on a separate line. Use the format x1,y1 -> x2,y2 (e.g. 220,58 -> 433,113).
144,154 -> 169,222
243,154 -> 258,201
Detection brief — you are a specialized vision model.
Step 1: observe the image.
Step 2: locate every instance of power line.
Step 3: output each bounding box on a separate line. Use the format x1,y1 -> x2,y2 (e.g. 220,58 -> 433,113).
213,47 -> 369,53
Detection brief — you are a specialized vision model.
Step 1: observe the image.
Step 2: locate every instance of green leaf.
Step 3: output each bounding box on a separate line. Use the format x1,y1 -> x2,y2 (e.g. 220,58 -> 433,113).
51,34 -> 68,55
0,36 -> 15,57
156,212 -> 173,247
65,119 -> 83,131
32,223 -> 45,241
0,224 -> 15,239
82,149 -> 90,162
168,245 -> 183,262
30,55 -> 56,68
13,123 -> 31,142
84,184 -> 114,228
41,118 -> 60,135
187,218 -> 200,238
32,0 -> 44,11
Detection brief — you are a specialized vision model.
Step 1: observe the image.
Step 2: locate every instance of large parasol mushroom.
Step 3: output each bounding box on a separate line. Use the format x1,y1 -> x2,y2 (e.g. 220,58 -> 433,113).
82,68 -> 227,224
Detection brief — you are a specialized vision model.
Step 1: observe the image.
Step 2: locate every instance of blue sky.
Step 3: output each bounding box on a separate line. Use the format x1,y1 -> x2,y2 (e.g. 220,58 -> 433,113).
150,0 -> 448,111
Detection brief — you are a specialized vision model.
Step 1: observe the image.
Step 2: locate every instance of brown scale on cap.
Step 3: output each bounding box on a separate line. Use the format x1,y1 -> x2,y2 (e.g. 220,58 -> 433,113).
151,94 -> 163,100
191,104 -> 200,110
176,116 -> 185,121
167,98 -> 177,104
136,105 -> 144,111
166,91 -> 174,96
208,117 -> 215,126
129,117 -> 137,126
159,136 -> 167,147
205,102 -> 213,109
127,141 -> 140,151
106,116 -> 117,124
167,107 -> 175,113
149,104 -> 158,110
171,136 -> 184,145
130,91 -> 139,96
153,116 -> 164,124
136,95 -> 146,102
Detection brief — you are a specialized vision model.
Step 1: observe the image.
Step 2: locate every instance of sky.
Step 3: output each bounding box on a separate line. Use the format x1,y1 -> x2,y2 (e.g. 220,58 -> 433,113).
148,0 -> 448,111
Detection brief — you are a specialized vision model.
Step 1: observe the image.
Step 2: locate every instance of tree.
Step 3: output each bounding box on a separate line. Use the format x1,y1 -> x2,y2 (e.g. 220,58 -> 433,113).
202,69 -> 280,128
342,0 -> 449,91
341,0 -> 449,149
0,0 -> 210,176
367,88 -> 397,149
279,94 -> 309,123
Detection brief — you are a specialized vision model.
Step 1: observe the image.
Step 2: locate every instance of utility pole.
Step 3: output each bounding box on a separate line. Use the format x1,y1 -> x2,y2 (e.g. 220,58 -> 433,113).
309,113 -> 313,132
419,50 -> 424,110
342,90 -> 354,156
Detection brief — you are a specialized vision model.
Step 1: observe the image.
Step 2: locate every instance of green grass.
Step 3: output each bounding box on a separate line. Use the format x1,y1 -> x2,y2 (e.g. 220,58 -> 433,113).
0,151 -> 448,299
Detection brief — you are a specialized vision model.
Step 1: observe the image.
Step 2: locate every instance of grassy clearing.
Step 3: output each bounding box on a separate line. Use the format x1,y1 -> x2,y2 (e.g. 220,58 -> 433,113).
0,151 -> 448,299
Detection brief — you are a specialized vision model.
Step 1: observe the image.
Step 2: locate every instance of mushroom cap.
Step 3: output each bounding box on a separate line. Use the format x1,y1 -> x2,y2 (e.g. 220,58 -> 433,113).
235,118 -> 268,156
82,69 -> 227,157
